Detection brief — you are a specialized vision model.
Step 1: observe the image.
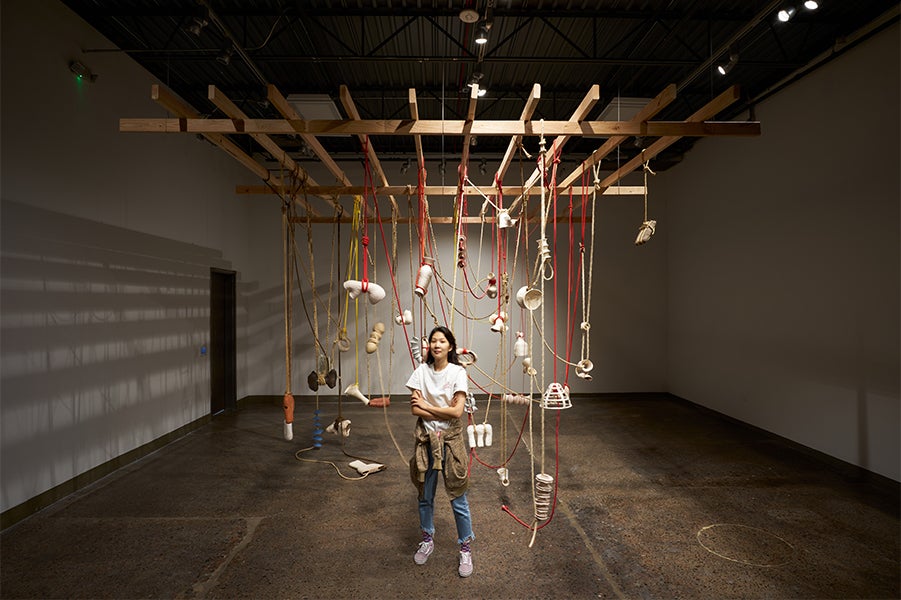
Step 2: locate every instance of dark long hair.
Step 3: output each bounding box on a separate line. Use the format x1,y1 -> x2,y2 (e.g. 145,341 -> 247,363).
425,325 -> 460,366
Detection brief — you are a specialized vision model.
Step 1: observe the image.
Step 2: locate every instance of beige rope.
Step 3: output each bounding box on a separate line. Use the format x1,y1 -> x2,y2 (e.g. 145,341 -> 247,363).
282,205 -> 292,395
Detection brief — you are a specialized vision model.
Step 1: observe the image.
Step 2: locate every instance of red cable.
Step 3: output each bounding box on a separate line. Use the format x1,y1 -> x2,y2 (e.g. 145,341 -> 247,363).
358,136 -> 416,367
466,400 -> 531,472
550,142 -> 559,382
500,411 -> 562,531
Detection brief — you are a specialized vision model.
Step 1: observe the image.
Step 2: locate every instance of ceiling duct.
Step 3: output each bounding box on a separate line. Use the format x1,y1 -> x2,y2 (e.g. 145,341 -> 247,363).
287,94 -> 347,136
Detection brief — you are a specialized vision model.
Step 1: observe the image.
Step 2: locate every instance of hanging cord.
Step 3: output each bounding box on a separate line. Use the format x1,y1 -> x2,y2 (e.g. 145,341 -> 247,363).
304,197 -> 323,377
500,412 -> 562,542
338,198 -> 363,358
643,149 -> 656,222
469,400 -> 531,470
294,437 -> 387,481
282,204 -> 293,397
379,198 -> 407,465
579,164 -> 602,376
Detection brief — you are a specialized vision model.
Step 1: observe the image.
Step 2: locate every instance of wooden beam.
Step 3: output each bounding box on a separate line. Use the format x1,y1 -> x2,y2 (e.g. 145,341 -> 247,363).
511,84 -> 601,207
497,83 -> 540,182
559,83 -> 677,191
457,84 -> 481,197
290,214 -> 593,224
150,84 -> 277,185
119,117 -> 761,138
552,83 -> 601,152
600,85 -> 745,189
408,89 -> 425,171
238,184 -> 644,197
339,85 -> 399,215
340,85 -> 388,186
208,85 -> 325,216
460,84 -> 480,166
208,86 -> 303,183
267,84 -> 351,189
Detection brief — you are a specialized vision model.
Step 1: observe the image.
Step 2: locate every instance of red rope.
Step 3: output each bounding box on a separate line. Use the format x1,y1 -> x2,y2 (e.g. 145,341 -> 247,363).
549,142 -> 560,382
358,135 -> 416,368
468,401 -> 530,470
500,411 -> 561,531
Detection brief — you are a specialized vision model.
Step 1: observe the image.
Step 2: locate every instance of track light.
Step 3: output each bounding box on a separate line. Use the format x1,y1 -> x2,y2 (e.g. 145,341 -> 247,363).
803,0 -> 819,9
777,7 -> 796,22
479,158 -> 487,175
186,17 -> 208,36
467,72 -> 487,97
216,47 -> 234,66
475,23 -> 489,45
400,158 -> 411,174
716,52 -> 739,76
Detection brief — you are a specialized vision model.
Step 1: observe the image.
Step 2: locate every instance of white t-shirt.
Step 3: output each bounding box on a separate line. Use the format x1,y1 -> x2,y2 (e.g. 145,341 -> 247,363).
405,362 -> 468,432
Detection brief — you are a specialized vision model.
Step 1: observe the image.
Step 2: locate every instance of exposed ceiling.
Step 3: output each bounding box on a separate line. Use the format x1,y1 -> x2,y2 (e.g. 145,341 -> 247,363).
64,0 -> 898,178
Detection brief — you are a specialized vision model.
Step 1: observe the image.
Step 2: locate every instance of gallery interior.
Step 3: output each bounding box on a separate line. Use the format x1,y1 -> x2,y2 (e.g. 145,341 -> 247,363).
1,1 -> 898,598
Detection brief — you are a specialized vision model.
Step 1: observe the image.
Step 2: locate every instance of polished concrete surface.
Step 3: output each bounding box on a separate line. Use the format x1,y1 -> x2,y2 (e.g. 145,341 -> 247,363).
2,394 -> 899,599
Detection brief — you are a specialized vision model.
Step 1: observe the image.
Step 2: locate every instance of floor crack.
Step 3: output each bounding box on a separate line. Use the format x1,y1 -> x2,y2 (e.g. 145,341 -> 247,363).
177,516 -> 263,599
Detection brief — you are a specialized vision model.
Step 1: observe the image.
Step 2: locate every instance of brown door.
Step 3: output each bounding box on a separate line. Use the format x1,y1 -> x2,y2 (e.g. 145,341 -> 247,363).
210,268 -> 236,415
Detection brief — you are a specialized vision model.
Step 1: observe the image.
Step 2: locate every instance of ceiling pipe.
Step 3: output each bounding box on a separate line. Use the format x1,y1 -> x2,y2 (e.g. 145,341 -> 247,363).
199,0 -> 269,86
677,0 -> 784,93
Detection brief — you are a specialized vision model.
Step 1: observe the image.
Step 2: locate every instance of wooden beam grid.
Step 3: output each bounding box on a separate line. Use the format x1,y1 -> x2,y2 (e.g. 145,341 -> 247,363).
120,117 -> 759,138
127,83 -> 759,210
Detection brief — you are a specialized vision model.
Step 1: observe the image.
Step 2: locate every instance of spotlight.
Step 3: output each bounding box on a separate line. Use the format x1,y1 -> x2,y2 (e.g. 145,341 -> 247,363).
217,47 -> 234,66
716,52 -> 739,76
777,7 -> 796,22
299,141 -> 315,158
803,0 -> 818,9
475,23 -> 489,45
467,72 -> 487,97
400,158 -> 411,174
186,17 -> 208,37
479,158 -> 487,175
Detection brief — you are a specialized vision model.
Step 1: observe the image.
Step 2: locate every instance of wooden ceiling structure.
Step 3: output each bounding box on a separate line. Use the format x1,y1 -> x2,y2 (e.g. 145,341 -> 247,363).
121,81 -> 758,222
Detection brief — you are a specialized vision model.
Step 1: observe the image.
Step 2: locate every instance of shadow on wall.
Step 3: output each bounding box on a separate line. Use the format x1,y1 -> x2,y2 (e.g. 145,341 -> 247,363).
0,199 -> 253,514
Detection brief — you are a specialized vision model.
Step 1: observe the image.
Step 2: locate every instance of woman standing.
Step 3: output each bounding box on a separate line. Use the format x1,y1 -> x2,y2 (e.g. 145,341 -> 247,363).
406,325 -> 474,578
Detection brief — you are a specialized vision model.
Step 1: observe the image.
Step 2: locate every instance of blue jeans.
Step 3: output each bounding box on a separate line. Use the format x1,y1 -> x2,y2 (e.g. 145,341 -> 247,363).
418,450 -> 474,544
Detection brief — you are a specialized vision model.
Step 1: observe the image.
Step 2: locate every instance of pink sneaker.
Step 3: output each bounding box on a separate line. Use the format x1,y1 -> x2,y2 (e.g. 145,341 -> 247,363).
458,549 -> 473,577
414,539 -> 433,565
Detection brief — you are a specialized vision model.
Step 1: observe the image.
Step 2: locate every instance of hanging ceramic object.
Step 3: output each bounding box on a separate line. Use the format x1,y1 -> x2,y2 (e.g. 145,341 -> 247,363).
513,331 -> 529,357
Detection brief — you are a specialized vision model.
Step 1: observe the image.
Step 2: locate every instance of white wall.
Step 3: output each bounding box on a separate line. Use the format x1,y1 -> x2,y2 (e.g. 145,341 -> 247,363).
660,24 -> 900,481
0,0 -> 279,513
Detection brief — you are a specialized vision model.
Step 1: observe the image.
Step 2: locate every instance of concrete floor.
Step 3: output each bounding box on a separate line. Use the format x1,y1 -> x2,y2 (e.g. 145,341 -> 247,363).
2,394 -> 898,599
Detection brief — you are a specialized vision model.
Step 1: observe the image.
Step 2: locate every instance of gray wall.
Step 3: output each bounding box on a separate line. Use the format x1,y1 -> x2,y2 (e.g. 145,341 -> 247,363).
0,1 -> 277,513
659,23 -> 900,481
